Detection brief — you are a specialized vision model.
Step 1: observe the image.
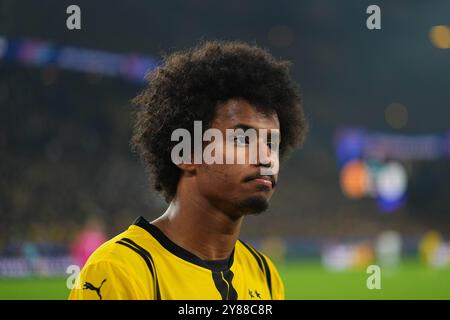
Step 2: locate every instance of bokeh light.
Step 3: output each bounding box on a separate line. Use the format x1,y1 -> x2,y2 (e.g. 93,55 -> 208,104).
340,160 -> 369,199
385,102 -> 408,129
376,161 -> 407,202
429,25 -> 450,49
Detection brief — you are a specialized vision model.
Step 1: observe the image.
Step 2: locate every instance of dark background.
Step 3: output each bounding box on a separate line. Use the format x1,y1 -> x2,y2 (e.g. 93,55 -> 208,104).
1,0 -> 449,254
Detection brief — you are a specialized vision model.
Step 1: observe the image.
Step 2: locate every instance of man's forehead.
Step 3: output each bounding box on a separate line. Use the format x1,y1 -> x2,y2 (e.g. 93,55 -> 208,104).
212,99 -> 279,129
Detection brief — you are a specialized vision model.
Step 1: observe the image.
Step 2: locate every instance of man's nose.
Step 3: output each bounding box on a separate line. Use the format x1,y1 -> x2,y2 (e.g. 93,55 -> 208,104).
256,134 -> 280,176
256,138 -> 273,167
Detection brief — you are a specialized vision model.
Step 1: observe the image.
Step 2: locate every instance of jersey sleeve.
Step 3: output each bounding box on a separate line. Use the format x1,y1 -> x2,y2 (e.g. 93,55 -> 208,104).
68,260 -> 154,300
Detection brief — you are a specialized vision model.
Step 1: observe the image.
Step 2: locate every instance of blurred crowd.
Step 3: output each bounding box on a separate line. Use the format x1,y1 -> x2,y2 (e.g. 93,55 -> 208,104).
1,64 -> 448,260
1,1 -> 449,263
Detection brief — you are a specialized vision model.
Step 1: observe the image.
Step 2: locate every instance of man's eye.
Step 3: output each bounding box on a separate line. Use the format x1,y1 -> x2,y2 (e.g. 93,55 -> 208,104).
234,135 -> 249,146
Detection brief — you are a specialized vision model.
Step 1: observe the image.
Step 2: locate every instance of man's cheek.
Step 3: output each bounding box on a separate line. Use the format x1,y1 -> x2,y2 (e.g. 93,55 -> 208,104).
206,166 -> 232,183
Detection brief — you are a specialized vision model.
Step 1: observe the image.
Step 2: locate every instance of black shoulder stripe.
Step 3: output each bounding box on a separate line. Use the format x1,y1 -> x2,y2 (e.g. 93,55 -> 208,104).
120,238 -> 151,256
115,240 -> 155,277
119,238 -> 161,298
239,240 -> 264,272
256,252 -> 272,299
115,239 -> 161,299
239,240 -> 273,299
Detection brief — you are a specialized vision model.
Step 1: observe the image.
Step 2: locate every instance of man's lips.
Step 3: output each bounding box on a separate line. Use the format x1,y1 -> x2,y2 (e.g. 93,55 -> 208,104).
251,178 -> 273,188
243,174 -> 276,189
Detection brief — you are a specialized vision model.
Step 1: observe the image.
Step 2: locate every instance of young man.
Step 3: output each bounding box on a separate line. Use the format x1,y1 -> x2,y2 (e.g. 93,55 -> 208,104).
69,40 -> 307,300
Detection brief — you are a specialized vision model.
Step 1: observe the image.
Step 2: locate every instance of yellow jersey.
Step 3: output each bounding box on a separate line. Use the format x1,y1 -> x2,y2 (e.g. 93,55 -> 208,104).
69,216 -> 284,300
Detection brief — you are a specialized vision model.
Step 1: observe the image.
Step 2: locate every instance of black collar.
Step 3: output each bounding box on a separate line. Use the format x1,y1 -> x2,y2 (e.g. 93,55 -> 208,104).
133,216 -> 235,272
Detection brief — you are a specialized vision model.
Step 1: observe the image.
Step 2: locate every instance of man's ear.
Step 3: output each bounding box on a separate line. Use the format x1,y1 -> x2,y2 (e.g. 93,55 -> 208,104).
176,163 -> 197,175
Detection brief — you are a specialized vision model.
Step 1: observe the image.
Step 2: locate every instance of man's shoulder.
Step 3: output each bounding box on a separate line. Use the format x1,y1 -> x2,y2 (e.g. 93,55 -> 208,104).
70,224 -> 159,300
236,239 -> 280,273
236,239 -> 285,299
83,224 -> 159,270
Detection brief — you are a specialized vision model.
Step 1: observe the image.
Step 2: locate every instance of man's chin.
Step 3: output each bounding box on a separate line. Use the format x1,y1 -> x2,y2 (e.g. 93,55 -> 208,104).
237,196 -> 269,215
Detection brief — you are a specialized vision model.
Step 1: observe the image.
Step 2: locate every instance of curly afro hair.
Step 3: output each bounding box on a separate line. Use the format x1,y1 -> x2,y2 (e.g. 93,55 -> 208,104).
131,40 -> 308,202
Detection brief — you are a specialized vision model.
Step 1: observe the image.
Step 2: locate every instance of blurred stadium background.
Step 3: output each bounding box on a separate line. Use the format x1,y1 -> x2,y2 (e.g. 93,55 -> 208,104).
1,0 -> 449,299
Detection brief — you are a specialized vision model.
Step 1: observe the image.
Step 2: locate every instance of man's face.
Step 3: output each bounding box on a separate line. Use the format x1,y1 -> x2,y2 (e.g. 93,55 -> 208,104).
195,99 -> 280,218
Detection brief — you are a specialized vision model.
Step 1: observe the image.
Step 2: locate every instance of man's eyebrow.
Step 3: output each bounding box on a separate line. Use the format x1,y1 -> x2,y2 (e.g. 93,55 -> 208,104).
232,123 -> 257,131
232,123 -> 279,134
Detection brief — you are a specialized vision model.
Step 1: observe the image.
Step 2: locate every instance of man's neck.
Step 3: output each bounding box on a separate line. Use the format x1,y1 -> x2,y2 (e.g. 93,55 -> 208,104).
151,189 -> 243,261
